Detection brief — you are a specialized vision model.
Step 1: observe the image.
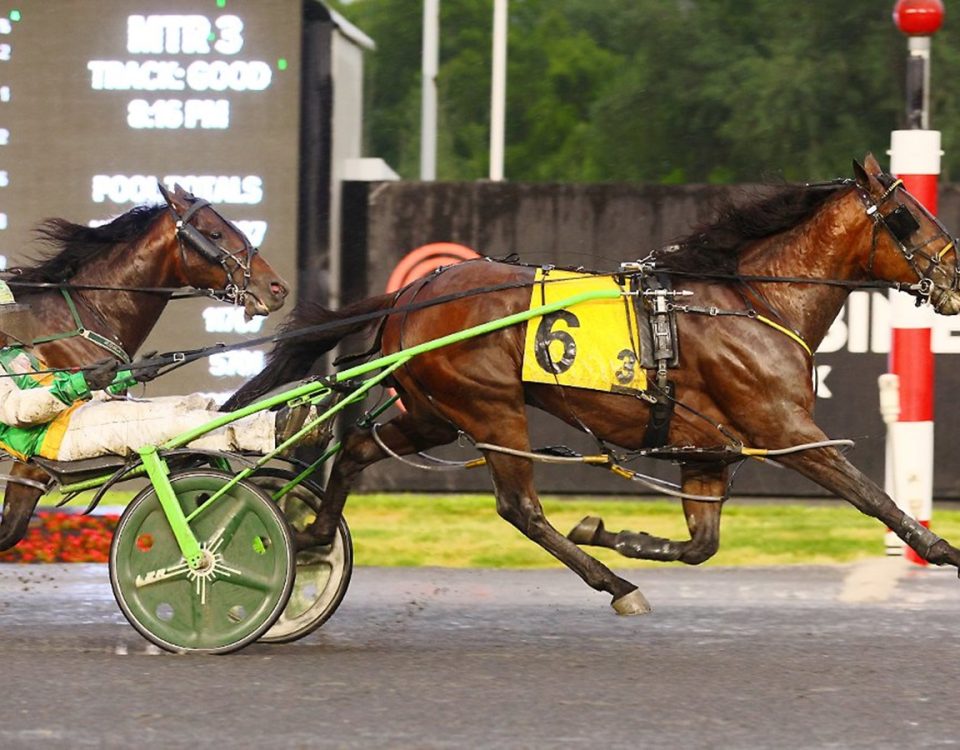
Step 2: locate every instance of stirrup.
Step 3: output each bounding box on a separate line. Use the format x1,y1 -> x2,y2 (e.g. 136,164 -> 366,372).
275,403 -> 317,445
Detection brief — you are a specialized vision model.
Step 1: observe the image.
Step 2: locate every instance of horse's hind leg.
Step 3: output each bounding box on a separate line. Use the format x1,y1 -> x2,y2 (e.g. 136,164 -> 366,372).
297,411 -> 458,548
483,450 -> 650,614
0,465 -> 47,552
568,464 -> 728,564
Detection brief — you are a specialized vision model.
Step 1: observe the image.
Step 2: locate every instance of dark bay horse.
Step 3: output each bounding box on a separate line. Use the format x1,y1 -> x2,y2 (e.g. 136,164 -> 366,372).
231,154 -> 960,614
0,184 -> 289,551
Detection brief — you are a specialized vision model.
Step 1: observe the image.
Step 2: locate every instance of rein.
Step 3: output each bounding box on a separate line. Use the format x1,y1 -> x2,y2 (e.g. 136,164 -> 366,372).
3,277 -> 247,301
0,261 -> 920,373
655,268 -> 907,290
14,256 -> 933,381
0,274 -> 550,380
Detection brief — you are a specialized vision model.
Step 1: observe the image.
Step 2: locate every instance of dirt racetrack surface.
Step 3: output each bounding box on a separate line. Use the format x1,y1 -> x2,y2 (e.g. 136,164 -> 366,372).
0,560 -> 957,748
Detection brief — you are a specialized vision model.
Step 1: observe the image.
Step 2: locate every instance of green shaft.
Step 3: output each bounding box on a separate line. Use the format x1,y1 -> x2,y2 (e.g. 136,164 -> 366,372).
161,379 -> 330,450
162,287 -> 620,451
184,360 -> 406,522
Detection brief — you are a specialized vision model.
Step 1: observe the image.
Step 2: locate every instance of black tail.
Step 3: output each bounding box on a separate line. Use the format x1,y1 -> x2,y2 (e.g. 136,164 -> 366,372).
223,292 -> 396,410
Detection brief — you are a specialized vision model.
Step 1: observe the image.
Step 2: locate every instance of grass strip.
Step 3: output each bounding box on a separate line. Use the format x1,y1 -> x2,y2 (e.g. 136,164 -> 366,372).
342,494 -> 960,568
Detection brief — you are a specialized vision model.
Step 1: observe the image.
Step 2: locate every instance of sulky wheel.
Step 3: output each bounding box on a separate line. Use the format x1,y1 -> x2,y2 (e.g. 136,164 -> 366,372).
253,469 -> 353,644
109,469 -> 295,654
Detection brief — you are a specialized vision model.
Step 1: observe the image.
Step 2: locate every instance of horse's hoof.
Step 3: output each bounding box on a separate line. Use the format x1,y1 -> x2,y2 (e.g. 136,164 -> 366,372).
568,516 -> 604,545
611,589 -> 652,616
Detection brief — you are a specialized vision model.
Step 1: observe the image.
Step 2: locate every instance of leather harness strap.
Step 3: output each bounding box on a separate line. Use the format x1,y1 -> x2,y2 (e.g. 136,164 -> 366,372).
17,288 -> 129,363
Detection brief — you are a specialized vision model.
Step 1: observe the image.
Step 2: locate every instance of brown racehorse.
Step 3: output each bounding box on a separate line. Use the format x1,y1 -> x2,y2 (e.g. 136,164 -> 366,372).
0,184 -> 288,552
230,154 -> 960,614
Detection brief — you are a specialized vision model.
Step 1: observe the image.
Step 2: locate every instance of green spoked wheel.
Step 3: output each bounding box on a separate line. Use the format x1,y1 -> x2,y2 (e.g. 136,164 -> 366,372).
254,469 -> 353,644
109,469 -> 295,654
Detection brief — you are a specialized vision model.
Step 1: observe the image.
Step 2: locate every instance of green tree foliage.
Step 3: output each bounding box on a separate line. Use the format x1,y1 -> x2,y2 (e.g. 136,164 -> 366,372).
331,0 -> 960,183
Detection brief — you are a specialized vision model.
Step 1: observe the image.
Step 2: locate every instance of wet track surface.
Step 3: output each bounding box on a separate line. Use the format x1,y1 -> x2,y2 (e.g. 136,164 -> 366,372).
0,560 -> 958,748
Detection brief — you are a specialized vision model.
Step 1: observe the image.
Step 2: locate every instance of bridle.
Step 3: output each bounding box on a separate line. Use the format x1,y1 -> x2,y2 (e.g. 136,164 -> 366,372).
166,195 -> 260,307
855,175 -> 959,307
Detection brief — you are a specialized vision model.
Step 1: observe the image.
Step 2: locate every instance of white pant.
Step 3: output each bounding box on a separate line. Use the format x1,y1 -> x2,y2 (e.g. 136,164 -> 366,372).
50,394 -> 276,461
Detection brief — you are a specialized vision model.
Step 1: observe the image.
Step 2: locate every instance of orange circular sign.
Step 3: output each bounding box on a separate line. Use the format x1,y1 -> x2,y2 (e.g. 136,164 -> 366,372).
385,242 -> 480,292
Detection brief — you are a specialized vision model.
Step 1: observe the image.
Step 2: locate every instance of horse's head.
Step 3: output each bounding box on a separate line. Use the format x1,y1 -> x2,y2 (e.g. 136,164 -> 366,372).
159,183 -> 289,318
853,153 -> 960,315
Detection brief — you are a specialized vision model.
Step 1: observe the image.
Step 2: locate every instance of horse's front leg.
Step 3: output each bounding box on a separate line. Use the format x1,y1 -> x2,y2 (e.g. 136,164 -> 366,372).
483,450 -> 650,614
776,442 -> 960,570
0,464 -> 48,551
568,464 -> 728,563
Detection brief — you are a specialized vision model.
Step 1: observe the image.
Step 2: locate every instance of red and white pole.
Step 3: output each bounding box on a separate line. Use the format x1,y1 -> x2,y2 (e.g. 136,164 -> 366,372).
884,0 -> 945,564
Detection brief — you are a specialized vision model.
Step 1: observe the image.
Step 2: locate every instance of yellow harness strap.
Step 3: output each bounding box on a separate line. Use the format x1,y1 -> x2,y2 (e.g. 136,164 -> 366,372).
883,178 -> 903,195
937,240 -> 955,262
754,315 -> 812,357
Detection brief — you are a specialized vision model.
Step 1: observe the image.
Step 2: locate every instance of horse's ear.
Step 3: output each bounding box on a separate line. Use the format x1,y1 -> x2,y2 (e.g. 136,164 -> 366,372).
157,181 -> 173,205
853,156 -> 884,191
862,152 -> 883,175
852,159 -> 870,188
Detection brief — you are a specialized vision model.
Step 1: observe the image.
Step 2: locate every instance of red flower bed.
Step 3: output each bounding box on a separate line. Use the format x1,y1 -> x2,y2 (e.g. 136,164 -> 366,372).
0,510 -> 119,563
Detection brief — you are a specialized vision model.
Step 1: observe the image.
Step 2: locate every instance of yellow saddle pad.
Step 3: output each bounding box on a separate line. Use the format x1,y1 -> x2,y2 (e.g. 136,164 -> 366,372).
521,269 -> 647,394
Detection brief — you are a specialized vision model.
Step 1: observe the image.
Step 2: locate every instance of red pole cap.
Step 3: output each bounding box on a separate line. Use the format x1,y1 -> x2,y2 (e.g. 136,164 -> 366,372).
893,0 -> 945,36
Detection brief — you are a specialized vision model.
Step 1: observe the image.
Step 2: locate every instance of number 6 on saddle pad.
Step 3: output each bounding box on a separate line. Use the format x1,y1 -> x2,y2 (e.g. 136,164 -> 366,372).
522,269 -> 648,395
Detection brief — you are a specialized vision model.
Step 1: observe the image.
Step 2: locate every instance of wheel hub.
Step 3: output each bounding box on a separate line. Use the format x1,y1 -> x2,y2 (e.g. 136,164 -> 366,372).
134,530 -> 242,606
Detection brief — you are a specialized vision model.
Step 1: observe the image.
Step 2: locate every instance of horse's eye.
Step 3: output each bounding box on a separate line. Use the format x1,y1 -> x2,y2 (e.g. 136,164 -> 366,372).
209,231 -> 223,240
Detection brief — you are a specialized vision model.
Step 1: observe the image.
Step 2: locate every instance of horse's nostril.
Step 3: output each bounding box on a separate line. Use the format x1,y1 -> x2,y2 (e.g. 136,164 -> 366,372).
271,281 -> 288,299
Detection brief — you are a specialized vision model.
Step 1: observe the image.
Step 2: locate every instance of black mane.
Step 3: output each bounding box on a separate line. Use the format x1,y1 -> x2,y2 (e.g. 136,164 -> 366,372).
12,204 -> 166,283
653,182 -> 849,275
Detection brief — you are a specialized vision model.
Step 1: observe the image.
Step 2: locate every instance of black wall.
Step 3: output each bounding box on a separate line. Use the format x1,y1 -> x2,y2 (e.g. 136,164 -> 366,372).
338,181 -> 960,498
297,3 -> 335,306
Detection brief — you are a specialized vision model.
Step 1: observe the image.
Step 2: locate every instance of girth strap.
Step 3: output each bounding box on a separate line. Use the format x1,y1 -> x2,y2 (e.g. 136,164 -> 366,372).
641,381 -> 675,449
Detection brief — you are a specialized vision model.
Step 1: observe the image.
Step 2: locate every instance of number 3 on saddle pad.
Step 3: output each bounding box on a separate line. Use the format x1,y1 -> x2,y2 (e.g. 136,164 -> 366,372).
521,269 -> 647,395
